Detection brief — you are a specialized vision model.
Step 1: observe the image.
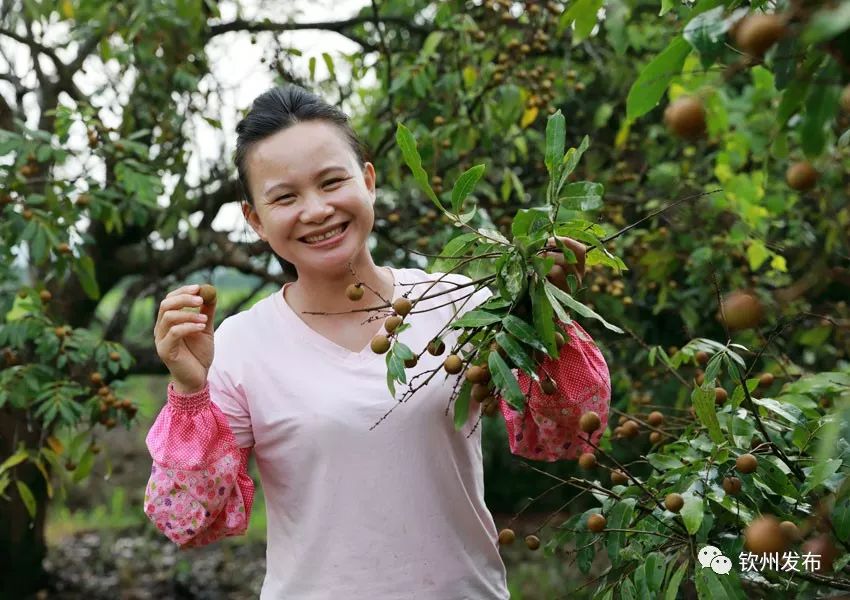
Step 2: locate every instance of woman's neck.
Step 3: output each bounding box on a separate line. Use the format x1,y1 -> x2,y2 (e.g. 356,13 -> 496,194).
285,259 -> 394,318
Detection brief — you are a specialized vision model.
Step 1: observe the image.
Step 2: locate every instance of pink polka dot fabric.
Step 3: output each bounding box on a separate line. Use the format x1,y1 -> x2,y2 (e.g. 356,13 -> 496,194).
144,382 -> 255,548
498,319 -> 611,461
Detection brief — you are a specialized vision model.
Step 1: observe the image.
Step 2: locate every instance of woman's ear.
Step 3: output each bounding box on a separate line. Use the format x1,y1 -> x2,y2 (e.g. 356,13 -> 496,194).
363,162 -> 377,204
242,201 -> 266,241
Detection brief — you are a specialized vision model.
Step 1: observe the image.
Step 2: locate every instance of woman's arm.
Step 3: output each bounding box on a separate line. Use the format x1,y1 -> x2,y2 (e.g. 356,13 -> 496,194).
144,382 -> 256,548
498,319 -> 611,461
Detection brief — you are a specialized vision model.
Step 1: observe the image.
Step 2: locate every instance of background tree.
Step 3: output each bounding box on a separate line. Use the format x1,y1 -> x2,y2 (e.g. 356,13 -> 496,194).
1,0 -> 849,597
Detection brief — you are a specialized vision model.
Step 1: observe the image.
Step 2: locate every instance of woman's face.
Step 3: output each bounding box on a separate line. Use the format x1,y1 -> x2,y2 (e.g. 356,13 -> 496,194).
241,120 -> 377,276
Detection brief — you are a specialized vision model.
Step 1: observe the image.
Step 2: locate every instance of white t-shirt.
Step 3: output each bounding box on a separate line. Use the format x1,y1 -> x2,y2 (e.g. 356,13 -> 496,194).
207,266 -> 509,599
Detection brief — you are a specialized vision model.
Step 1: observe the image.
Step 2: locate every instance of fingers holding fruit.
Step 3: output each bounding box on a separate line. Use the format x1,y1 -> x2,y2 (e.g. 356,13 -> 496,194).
154,284 -> 216,390
543,236 -> 586,289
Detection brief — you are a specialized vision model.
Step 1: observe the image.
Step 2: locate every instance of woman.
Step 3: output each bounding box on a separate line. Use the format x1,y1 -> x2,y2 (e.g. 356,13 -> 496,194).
145,84 -> 610,599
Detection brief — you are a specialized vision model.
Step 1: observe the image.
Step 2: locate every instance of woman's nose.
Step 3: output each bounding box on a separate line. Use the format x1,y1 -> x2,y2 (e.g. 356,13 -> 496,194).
300,193 -> 334,222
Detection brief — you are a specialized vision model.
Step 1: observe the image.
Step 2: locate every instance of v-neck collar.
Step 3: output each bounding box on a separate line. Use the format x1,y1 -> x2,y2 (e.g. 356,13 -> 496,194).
273,267 -> 400,362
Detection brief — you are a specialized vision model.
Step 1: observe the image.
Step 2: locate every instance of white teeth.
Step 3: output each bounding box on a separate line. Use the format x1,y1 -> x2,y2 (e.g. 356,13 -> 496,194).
304,225 -> 344,243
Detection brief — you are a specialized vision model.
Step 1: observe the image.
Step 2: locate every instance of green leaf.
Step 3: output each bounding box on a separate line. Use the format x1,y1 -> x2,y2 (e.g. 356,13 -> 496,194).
558,181 -> 604,211
321,52 -> 336,79
395,123 -> 440,207
73,447 -> 96,483
680,492 -> 704,535
545,110 -> 566,178
561,0 -> 604,45
421,31 -> 445,57
802,458 -> 843,496
501,315 -> 548,354
683,6 -> 728,68
801,64 -> 841,158
454,380 -> 472,430
606,498 -> 636,562
544,280 -> 624,334
16,480 -> 37,519
692,385 -> 724,444
0,446 -> 28,472
626,36 -> 691,121
72,255 -> 101,300
665,561 -> 689,600
695,566 -> 731,599
451,164 -> 485,215
530,278 -> 557,354
645,552 -> 666,592
495,331 -> 539,382
833,498 -> 850,542
488,351 -> 525,411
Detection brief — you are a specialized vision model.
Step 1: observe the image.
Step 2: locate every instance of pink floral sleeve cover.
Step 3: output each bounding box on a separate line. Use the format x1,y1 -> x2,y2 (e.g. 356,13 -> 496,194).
144,382 -> 255,548
498,319 -> 611,461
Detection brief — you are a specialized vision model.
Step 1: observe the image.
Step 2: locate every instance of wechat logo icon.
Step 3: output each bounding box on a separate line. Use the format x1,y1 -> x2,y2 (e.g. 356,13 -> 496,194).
699,545 -> 733,575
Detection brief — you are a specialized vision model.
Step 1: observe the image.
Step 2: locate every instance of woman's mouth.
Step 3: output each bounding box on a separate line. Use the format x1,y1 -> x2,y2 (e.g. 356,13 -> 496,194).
300,222 -> 349,246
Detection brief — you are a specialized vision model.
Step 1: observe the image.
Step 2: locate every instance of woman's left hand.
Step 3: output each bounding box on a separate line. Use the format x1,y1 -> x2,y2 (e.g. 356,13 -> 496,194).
544,236 -> 586,290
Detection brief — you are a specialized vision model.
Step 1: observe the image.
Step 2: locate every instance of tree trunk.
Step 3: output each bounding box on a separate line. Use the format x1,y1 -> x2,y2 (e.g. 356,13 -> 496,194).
0,406 -> 49,598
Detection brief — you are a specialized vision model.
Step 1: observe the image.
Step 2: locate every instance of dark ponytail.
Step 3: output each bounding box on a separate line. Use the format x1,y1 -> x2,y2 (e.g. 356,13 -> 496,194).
234,84 -> 368,205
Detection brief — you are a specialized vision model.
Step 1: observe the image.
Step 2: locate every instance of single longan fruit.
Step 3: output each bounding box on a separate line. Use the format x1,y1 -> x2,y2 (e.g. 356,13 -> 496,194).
579,411 -> 601,433
483,399 -> 500,417
525,535 -> 540,550
54,326 -> 67,338
89,372 -> 103,386
370,335 -> 391,354
621,420 -> 640,438
540,377 -> 557,395
404,356 -> 418,369
734,13 -> 785,57
786,161 -> 818,191
427,339 -> 445,356
39,289 -> 52,302
802,535 -> 838,573
665,493 -> 685,513
471,383 -> 491,403
723,476 -> 742,495
663,96 -> 706,140
587,513 -> 606,533
610,470 -> 629,486
555,331 -> 566,349
647,411 -> 664,426
109,351 -> 121,361
695,350 -> 709,365
384,315 -> 403,334
465,365 -> 490,384
199,284 -> 217,305
649,431 -> 663,444
780,520 -> 801,542
498,528 -> 515,545
719,290 -> 764,331
578,453 -> 597,469
758,372 -> 774,388
744,515 -> 789,555
392,297 -> 413,316
715,387 -> 728,405
736,453 -> 758,474
346,283 -> 364,301
444,354 -> 463,374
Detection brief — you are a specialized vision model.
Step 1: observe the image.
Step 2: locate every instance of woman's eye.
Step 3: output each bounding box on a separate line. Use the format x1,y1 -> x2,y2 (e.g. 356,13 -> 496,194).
324,177 -> 346,187
275,194 -> 294,202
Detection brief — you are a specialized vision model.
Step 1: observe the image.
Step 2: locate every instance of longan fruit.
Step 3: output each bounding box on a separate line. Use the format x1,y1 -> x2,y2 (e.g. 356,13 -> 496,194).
444,354 -> 463,374
465,365 -> 490,384
498,528 -> 515,545
370,335 -> 391,354
736,453 -> 758,474
39,289 -> 52,302
392,297 -> 413,316
540,377 -> 557,395
723,476 -> 742,495
715,387 -> 728,405
758,372 -> 774,388
647,411 -> 664,426
427,339 -> 445,356
198,284 -> 216,305
579,411 -> 601,433
384,315 -> 403,334
779,520 -> 801,542
525,535 -> 541,550
786,161 -> 818,191
346,283 -> 364,301
744,515 -> 788,554
109,351 -> 120,361
89,372 -> 103,386
665,493 -> 684,513
663,96 -> 706,140
621,420 -> 640,438
649,431 -> 663,445
695,350 -> 708,365
587,513 -> 606,533
610,470 -> 629,486
734,13 -> 785,57
404,356 -> 418,369
719,291 -> 764,331
578,453 -> 597,469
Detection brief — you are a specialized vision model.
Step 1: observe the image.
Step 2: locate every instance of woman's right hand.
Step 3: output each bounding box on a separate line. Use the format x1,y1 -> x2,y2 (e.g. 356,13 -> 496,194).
154,284 -> 216,393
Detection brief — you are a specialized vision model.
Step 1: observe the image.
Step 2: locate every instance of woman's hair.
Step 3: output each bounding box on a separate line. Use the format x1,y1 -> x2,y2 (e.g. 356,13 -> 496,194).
234,84 -> 368,205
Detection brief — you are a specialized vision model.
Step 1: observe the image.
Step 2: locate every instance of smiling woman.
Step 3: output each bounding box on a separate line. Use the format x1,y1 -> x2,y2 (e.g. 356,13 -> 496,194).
145,83 -> 610,600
